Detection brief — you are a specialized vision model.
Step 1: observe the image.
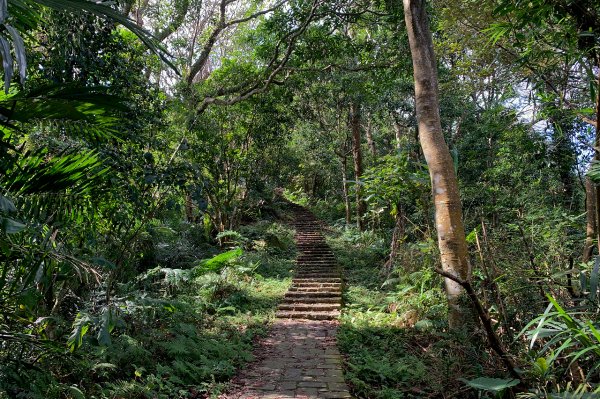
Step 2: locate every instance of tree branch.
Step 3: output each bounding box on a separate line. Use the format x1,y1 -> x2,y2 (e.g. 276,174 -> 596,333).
155,0 -> 190,42
433,267 -> 521,380
186,0 -> 289,84
195,0 -> 321,113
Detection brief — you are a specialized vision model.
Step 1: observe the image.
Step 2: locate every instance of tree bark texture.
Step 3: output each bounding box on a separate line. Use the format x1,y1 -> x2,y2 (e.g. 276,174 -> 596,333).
341,156 -> 352,225
366,117 -> 376,157
350,103 -> 366,231
385,206 -> 406,272
584,176 -> 596,263
403,0 -> 470,328
595,60 -> 600,255
394,122 -> 403,150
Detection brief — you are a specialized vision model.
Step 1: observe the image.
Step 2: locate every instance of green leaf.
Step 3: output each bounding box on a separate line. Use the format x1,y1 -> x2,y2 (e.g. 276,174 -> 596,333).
0,34 -> 13,93
0,216 -> 25,233
67,386 -> 85,399
67,312 -> 92,351
466,228 -> 478,244
5,25 -> 26,82
97,306 -> 116,347
0,193 -> 16,212
197,248 -> 243,272
460,377 -> 520,392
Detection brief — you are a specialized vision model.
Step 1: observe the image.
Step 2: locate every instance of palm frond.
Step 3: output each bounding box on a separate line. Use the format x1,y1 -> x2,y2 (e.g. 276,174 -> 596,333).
0,84 -> 126,140
2,148 -> 108,195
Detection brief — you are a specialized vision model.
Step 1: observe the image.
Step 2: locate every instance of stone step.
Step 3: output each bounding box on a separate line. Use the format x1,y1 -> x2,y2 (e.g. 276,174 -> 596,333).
285,291 -> 341,299
297,249 -> 334,252
295,273 -> 341,278
288,286 -> 341,293
282,296 -> 341,304
297,260 -> 338,264
297,256 -> 336,260
293,277 -> 342,284
278,303 -> 341,312
296,268 -> 341,273
292,282 -> 342,288
297,262 -> 337,265
297,264 -> 338,268
297,261 -> 338,265
295,272 -> 341,277
276,310 -> 341,320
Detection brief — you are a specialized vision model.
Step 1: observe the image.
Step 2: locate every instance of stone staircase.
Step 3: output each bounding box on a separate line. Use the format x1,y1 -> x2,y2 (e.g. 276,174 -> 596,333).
276,205 -> 343,321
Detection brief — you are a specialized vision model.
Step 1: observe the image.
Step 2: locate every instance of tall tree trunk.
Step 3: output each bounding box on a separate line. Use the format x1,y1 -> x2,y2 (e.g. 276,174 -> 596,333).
595,58 -> 600,255
184,192 -> 195,222
350,102 -> 366,230
385,204 -> 406,272
403,0 -> 470,328
394,122 -> 403,150
583,53 -> 600,261
365,116 -> 377,157
584,176 -> 596,263
341,156 -> 352,225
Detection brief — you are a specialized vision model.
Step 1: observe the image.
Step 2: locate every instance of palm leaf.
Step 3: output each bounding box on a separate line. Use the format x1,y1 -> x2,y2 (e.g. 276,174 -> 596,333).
2,148 -> 108,195
0,84 -> 126,140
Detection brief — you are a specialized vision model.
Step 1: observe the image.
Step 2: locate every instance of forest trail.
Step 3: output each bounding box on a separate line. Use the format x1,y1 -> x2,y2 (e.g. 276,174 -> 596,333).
221,204 -> 351,399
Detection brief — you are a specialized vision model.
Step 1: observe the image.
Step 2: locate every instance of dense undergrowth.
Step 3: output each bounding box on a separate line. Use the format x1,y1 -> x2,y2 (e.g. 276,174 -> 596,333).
326,227 -> 488,398
0,214 -> 295,399
308,195 -> 600,398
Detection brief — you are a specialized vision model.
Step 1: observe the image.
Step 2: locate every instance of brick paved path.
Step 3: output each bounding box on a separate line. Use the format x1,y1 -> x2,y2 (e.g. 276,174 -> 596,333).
221,205 -> 351,399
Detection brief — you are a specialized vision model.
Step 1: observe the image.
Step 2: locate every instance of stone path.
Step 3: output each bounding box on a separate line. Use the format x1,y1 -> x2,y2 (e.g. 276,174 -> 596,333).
221,204 -> 351,399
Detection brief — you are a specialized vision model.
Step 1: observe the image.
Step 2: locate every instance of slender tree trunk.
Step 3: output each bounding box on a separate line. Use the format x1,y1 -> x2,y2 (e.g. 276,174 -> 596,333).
385,205 -> 406,272
595,60 -> 600,254
584,176 -> 596,263
341,156 -> 352,225
403,0 -> 470,328
350,102 -> 366,230
185,192 -> 195,222
365,116 -> 376,157
394,122 -> 403,150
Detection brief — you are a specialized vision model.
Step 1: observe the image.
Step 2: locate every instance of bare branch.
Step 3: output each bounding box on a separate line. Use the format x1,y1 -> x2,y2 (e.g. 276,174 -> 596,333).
226,0 -> 287,27
195,0 -> 321,114
186,0 -> 289,84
